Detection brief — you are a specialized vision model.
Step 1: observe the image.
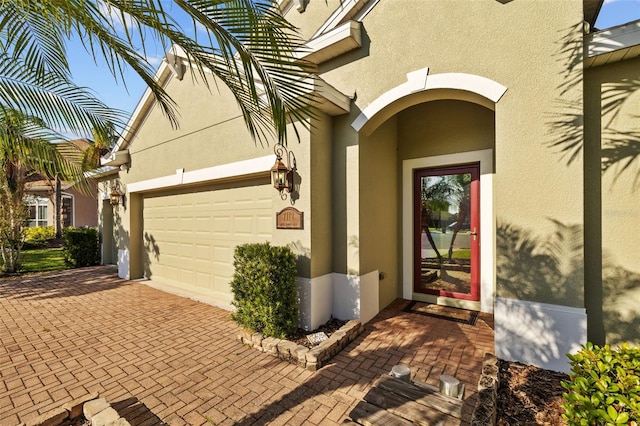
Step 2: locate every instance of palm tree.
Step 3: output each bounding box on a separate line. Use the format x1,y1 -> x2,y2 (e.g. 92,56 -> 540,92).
446,173 -> 470,262
0,110 -> 86,272
0,0 -> 312,143
420,176 -> 455,265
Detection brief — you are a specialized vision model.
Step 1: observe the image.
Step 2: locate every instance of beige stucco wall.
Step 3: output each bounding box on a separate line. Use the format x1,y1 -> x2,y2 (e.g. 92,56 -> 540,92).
584,56 -> 640,345
332,114 -> 360,275
109,67 -> 337,282
97,178 -> 124,266
320,0 -> 585,309
309,112 -> 334,277
123,72 -> 275,184
359,117 -> 398,309
397,101 -> 495,159
282,0 -> 342,41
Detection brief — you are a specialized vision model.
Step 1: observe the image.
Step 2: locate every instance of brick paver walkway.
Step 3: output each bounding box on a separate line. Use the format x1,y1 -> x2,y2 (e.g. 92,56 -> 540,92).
0,267 -> 494,425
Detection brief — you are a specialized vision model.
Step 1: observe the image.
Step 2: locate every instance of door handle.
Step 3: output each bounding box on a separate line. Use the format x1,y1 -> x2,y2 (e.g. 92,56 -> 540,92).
470,228 -> 478,240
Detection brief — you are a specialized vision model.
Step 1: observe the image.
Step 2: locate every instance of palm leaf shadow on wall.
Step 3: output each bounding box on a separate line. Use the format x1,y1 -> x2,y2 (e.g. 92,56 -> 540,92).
497,219 -> 640,345
143,232 -> 160,279
496,219 -> 584,308
546,25 -> 640,183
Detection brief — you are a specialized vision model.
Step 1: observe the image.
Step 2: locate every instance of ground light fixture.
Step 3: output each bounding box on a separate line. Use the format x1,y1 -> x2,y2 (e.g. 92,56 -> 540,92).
109,187 -> 122,206
271,143 -> 296,200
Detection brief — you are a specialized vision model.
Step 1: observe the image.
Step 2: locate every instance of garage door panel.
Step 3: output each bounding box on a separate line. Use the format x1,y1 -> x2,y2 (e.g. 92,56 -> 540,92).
195,244 -> 210,261
143,183 -> 272,302
258,215 -> 272,237
195,272 -> 211,288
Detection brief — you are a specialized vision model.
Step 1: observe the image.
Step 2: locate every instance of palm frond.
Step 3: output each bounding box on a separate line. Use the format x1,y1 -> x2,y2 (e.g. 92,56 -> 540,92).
0,109 -> 92,194
81,0 -> 313,143
0,1 -> 71,80
3,0 -> 315,145
0,57 -> 127,138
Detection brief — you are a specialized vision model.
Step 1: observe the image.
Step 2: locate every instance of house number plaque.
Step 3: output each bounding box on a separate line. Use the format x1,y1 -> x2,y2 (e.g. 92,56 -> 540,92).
276,207 -> 304,230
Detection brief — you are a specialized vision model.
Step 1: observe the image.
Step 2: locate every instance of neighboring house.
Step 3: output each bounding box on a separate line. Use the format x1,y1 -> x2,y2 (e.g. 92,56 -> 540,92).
96,0 -> 640,372
25,139 -> 98,230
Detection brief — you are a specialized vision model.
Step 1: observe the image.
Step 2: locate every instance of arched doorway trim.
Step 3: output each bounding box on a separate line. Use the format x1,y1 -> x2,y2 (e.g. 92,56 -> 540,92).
351,68 -> 507,136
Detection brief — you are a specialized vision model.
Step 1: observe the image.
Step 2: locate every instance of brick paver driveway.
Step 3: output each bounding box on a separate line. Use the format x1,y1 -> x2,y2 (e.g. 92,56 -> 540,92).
0,267 -> 494,425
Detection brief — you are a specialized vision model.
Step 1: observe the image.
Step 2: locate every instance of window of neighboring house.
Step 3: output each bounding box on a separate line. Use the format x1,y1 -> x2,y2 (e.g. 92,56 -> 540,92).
26,197 -> 48,227
62,195 -> 73,228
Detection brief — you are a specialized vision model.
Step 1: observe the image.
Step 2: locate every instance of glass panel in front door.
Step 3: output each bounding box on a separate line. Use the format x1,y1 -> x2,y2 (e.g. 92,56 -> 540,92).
414,164 -> 479,301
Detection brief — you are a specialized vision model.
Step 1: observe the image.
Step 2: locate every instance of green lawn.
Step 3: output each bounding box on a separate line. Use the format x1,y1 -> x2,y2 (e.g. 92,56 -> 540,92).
5,247 -> 68,273
451,248 -> 471,259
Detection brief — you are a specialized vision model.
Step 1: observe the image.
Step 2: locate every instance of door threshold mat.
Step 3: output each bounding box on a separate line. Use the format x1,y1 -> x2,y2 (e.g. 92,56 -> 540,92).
404,301 -> 478,325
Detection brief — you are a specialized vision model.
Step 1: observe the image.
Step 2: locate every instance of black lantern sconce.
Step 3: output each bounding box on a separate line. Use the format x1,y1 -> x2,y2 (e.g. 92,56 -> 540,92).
109,187 -> 122,206
271,143 -> 296,201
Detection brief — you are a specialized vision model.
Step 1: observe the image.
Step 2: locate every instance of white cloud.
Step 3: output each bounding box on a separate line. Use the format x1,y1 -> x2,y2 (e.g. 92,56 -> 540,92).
145,54 -> 164,67
97,1 -> 138,32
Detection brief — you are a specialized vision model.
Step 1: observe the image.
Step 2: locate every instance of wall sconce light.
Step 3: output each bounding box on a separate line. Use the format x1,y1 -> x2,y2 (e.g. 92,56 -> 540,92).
271,143 -> 296,200
109,187 -> 122,206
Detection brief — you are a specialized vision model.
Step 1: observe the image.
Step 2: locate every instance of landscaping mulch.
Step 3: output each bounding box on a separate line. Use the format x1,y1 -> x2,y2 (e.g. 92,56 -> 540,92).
497,359 -> 569,425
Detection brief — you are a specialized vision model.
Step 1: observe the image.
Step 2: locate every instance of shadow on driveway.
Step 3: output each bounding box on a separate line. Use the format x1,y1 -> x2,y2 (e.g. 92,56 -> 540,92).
0,266 -> 129,300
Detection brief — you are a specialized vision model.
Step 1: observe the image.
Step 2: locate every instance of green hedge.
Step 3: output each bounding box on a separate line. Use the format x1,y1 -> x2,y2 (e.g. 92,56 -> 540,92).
63,227 -> 99,267
230,242 -> 298,339
562,342 -> 640,425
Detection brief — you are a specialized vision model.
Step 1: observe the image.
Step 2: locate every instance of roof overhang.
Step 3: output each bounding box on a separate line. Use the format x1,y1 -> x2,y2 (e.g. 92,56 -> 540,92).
312,77 -> 351,116
296,21 -> 362,65
585,19 -> 640,68
85,166 -> 119,179
100,149 -> 130,167
25,183 -> 74,192
584,0 -> 604,29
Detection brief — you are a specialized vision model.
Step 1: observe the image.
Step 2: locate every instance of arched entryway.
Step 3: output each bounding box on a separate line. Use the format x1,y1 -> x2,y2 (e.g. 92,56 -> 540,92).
353,69 -> 505,313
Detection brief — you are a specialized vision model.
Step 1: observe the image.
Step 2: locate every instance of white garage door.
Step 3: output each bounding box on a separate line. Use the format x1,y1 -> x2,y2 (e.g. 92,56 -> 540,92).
143,183 -> 272,303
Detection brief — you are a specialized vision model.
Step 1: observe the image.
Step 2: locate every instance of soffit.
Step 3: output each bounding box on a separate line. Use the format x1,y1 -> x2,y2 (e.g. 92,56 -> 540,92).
584,0 -> 604,29
585,19 -> 640,68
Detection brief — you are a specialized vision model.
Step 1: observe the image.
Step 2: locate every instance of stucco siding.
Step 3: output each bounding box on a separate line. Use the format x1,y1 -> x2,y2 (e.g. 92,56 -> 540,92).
321,0 -> 585,229
310,112 -> 334,278
318,0 -> 585,308
359,116 -> 398,309
584,56 -> 640,345
397,101 -> 495,160
331,114 -> 359,275
123,71 -> 277,186
283,0 -> 343,40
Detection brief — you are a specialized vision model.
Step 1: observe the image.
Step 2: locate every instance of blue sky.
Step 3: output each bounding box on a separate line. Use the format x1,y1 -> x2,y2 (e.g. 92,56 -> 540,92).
67,0 -> 640,127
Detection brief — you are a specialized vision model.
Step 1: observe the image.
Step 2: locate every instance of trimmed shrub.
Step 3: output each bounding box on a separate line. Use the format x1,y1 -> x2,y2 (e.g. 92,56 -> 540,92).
562,342 -> 640,425
63,227 -> 99,267
230,242 -> 298,339
23,226 -> 55,247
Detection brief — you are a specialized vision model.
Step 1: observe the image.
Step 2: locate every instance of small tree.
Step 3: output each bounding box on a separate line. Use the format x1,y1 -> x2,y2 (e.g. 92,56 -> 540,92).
0,176 -> 28,273
446,173 -> 471,261
0,110 -> 86,273
420,175 -> 460,278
